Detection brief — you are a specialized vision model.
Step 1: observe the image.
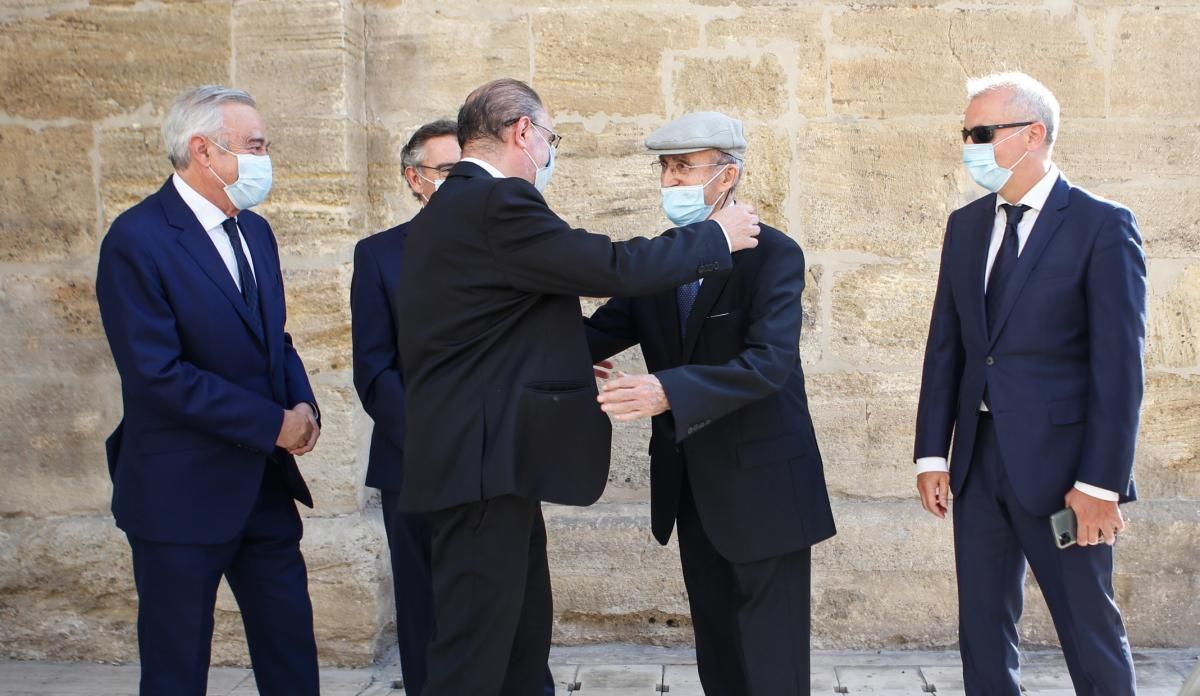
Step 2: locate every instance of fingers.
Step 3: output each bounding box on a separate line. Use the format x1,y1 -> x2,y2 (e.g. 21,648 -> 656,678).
593,359 -> 615,379
916,473 -> 949,519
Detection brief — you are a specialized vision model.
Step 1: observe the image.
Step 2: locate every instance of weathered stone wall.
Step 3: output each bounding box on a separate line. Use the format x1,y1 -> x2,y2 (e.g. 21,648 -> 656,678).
1,0 -> 1196,667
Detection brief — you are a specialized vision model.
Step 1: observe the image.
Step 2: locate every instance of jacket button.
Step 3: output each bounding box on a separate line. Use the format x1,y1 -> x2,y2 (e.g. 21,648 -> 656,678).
986,356 -> 995,366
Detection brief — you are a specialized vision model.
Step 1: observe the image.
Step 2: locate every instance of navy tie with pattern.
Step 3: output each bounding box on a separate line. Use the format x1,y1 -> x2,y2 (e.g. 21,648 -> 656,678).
986,203 -> 1030,331
677,280 -> 701,336
221,217 -> 261,324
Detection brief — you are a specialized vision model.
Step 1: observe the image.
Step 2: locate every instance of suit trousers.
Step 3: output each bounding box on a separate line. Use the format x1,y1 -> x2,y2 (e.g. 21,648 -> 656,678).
380,492 -> 557,696
127,463 -> 318,696
381,491 -> 435,696
954,414 -> 1135,696
677,470 -> 812,696
424,495 -> 552,696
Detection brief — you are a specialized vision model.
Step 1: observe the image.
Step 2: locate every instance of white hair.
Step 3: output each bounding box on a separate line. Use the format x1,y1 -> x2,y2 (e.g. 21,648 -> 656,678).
162,85 -> 257,170
966,72 -> 1061,147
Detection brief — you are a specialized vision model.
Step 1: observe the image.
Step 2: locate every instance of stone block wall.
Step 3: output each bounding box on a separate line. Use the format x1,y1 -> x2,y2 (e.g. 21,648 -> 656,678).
1,0 -> 1196,666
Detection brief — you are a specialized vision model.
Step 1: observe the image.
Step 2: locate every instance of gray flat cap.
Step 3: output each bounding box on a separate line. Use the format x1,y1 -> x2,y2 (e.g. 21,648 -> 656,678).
645,112 -> 746,159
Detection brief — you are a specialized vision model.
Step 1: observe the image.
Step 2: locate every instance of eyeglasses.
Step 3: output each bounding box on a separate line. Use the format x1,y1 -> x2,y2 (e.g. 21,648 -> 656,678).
651,159 -> 725,178
505,118 -> 563,148
960,121 -> 1034,144
210,137 -> 271,156
417,163 -> 456,176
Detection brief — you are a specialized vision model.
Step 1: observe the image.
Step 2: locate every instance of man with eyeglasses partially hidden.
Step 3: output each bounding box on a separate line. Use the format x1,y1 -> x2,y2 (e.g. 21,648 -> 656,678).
914,72 -> 1145,695
583,111 -> 836,696
352,118 -> 561,696
393,80 -> 762,695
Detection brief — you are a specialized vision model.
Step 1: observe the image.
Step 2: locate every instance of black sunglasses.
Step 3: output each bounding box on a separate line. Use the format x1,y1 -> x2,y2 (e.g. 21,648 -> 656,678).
960,121 -> 1034,144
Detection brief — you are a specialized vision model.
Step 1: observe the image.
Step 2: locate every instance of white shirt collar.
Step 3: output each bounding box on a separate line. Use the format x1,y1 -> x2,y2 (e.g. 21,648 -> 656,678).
460,157 -> 506,179
172,173 -> 230,232
996,163 -> 1059,214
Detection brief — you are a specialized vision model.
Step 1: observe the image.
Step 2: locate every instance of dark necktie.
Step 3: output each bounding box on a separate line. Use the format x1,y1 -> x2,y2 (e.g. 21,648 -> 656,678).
986,203 -> 1030,330
676,280 -> 701,336
221,217 -> 261,323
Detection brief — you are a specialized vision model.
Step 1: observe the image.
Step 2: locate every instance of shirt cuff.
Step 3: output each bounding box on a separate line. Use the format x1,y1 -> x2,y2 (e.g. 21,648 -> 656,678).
711,219 -> 733,253
1073,481 -> 1119,501
916,456 -> 949,474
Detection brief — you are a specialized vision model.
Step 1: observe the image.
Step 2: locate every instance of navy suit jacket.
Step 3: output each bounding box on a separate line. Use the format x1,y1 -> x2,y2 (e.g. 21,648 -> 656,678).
96,177 -> 316,545
351,222 -> 408,493
914,175 -> 1147,516
585,225 -> 836,564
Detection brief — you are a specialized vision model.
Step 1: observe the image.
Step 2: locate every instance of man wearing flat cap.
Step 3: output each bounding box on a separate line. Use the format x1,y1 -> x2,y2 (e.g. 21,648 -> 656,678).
585,112 -> 836,695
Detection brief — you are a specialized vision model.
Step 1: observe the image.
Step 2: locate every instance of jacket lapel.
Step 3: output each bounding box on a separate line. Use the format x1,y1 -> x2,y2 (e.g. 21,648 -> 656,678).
241,216 -> 278,366
682,268 -> 734,361
655,287 -> 683,365
159,178 -> 267,346
987,175 -> 1070,348
966,194 -> 997,347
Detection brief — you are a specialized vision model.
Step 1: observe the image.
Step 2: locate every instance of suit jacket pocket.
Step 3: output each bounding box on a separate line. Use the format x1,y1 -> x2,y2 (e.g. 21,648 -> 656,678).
515,380 -> 612,505
736,431 -> 813,470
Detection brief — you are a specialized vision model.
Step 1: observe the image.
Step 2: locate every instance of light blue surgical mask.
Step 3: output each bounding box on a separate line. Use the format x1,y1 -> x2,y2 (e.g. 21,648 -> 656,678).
962,125 -> 1030,193
523,128 -> 556,193
207,138 -> 273,210
660,165 -> 729,226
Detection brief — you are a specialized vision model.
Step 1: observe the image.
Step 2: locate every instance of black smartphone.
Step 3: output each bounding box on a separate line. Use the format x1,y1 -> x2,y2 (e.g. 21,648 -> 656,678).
1050,508 -> 1077,549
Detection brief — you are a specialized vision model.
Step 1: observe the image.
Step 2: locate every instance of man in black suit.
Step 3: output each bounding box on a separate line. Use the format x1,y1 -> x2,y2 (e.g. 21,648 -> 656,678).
394,79 -> 762,695
584,112 -> 836,696
353,119 -> 558,696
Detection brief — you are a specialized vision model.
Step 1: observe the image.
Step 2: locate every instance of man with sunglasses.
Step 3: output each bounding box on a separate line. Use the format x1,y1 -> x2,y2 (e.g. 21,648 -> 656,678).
393,80 -> 762,695
915,72 -> 1145,694
583,111 -> 836,696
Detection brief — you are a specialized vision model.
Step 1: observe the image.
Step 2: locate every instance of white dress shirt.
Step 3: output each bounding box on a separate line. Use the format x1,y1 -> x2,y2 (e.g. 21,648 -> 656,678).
916,165 -> 1118,502
172,174 -> 256,291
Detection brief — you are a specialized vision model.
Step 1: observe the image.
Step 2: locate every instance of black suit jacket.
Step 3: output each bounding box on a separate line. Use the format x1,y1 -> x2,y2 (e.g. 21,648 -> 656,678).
351,222 -> 409,493
394,161 -> 733,513
585,225 -> 836,564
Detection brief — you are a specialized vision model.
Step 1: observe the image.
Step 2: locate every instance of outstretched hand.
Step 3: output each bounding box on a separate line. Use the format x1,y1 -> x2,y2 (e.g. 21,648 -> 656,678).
597,373 -> 670,421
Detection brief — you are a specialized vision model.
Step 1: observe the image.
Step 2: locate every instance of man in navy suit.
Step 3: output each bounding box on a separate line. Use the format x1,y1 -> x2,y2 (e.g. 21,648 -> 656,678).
585,112 -> 835,696
914,72 -> 1146,695
351,118 -> 459,696
96,85 -> 322,696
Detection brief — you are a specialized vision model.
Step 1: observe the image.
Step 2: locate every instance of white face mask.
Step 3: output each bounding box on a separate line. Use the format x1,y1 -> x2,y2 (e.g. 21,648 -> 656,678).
206,138 -> 272,210
415,171 -> 445,205
522,127 -> 556,193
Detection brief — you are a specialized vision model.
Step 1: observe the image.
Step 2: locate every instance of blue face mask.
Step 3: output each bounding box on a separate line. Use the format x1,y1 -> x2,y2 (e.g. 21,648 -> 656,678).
523,128 -> 556,193
207,139 -> 273,210
962,125 -> 1030,193
660,165 -> 729,226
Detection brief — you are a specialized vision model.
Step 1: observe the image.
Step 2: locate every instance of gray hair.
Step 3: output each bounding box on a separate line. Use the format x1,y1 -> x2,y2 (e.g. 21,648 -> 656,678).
162,85 -> 257,170
966,72 -> 1061,147
714,150 -> 745,191
401,119 -> 459,171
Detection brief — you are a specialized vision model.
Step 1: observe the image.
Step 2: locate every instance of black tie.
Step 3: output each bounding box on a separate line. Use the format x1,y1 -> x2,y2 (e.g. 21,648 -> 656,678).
221,218 -> 261,322
676,280 -> 701,336
986,203 -> 1030,329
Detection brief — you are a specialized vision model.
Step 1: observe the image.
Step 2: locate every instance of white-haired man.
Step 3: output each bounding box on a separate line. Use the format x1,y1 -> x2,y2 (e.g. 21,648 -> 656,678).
914,72 -> 1145,694
96,85 -> 321,695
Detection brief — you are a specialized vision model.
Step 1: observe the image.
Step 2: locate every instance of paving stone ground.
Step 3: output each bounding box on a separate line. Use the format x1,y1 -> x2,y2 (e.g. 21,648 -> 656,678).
0,646 -> 1195,695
